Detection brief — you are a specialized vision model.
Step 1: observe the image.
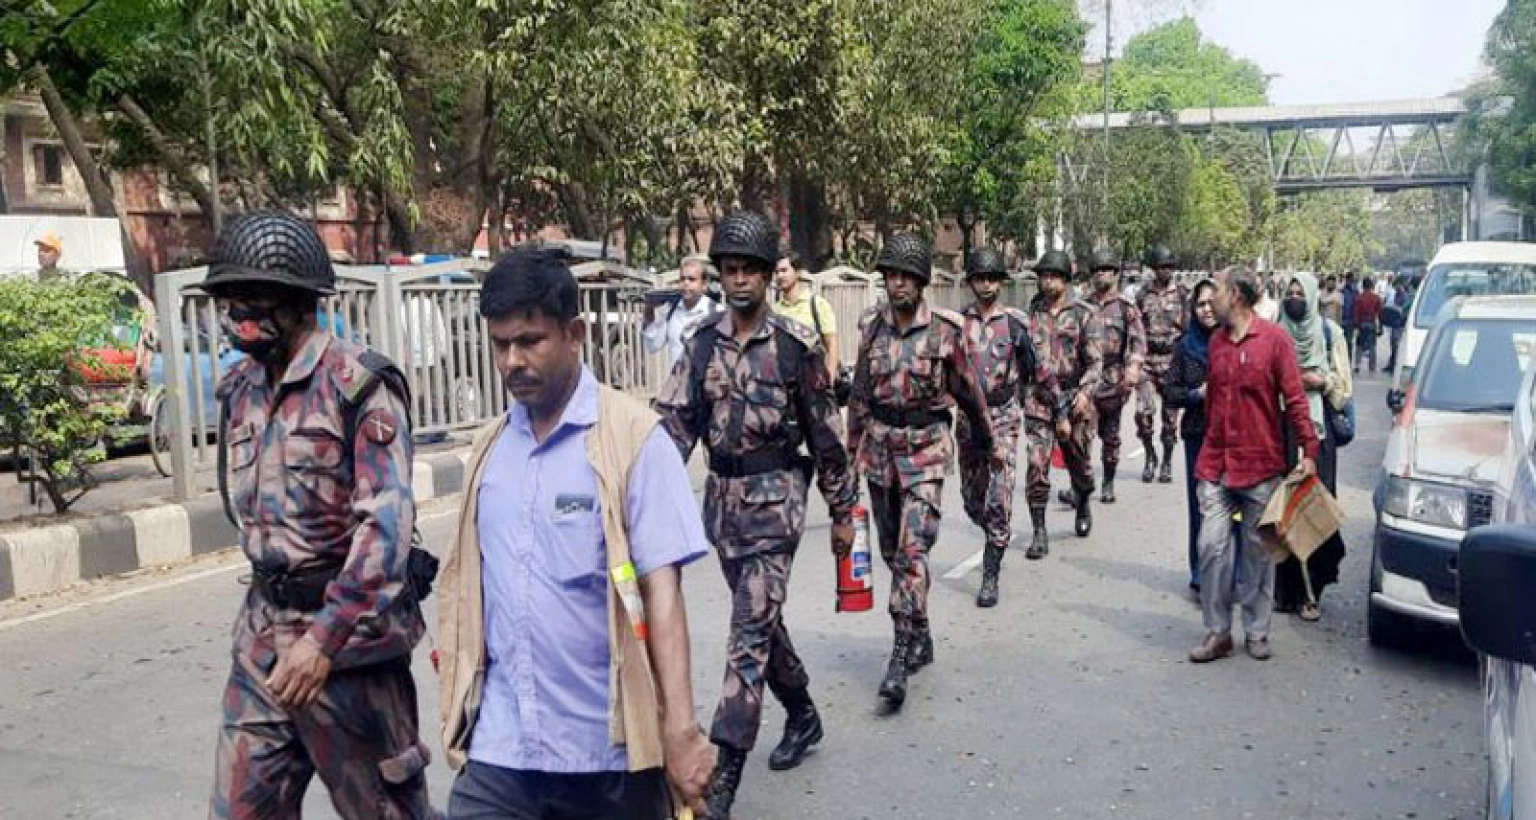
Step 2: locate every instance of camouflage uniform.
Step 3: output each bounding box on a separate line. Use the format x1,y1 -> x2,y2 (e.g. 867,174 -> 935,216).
1024,293 -> 1105,506
1089,291 -> 1147,476
211,331 -> 433,820
1136,278 -> 1188,469
655,311 -> 856,755
956,304 -> 1035,554
848,302 -> 992,628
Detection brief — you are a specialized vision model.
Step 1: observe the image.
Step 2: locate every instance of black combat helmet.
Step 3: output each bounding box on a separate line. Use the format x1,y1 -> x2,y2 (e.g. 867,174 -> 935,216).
203,211 -> 337,297
875,233 -> 933,283
965,246 -> 1008,278
1145,244 -> 1176,270
709,211 -> 779,270
1033,250 -> 1072,278
1089,249 -> 1121,273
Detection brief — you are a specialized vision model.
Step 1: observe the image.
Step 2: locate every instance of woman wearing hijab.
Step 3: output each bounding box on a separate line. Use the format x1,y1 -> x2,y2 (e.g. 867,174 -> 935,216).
1275,271 -> 1350,622
1164,278 -> 1219,594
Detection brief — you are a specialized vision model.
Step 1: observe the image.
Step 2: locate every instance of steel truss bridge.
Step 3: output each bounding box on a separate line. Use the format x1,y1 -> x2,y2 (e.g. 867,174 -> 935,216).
1069,98 -> 1471,194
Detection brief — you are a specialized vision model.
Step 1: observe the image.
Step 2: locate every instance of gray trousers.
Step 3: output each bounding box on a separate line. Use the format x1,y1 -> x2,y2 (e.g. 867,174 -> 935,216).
1196,477 -> 1281,639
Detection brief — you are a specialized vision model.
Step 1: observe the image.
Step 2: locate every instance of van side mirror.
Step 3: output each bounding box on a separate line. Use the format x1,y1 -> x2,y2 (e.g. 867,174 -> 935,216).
1458,525 -> 1536,665
1386,389 -> 1405,415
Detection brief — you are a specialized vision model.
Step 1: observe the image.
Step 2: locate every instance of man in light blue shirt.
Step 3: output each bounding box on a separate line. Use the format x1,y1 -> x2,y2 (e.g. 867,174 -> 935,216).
447,249 -> 715,819
643,256 -> 718,367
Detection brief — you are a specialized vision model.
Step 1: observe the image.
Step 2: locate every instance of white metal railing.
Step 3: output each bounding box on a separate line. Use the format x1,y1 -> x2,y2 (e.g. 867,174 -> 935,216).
155,259 -> 1040,500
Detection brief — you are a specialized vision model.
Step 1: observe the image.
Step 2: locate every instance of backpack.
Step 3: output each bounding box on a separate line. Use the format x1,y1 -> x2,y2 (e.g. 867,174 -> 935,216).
686,320 -> 812,456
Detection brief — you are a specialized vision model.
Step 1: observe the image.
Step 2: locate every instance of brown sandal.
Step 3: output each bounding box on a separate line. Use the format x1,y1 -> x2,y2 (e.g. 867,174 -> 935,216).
1300,602 -> 1321,622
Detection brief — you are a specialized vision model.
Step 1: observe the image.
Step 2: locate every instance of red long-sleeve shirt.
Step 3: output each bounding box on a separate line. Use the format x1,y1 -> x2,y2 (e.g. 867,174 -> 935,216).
1195,318 -> 1320,490
1353,291 -> 1383,327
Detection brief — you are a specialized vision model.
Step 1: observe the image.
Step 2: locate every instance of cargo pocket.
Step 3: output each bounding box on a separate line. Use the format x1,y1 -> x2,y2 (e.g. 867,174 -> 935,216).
283,427 -> 346,504
726,473 -> 796,541
376,741 -> 430,819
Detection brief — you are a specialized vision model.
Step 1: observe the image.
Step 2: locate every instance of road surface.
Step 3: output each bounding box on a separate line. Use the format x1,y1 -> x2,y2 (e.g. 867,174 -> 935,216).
0,374 -> 1485,819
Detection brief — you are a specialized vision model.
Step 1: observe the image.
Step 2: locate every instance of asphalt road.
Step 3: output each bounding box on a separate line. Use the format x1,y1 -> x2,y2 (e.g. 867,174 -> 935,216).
0,373 -> 1486,819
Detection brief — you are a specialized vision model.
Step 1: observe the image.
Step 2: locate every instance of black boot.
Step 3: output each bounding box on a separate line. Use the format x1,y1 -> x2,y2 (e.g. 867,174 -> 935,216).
1100,465 -> 1117,504
1141,438 -> 1158,483
705,746 -> 748,819
878,626 -> 911,709
1159,443 -> 1176,483
906,620 -> 934,673
767,692 -> 823,771
1074,488 -> 1093,537
1026,505 -> 1050,560
1057,488 -> 1077,507
976,543 -> 1003,607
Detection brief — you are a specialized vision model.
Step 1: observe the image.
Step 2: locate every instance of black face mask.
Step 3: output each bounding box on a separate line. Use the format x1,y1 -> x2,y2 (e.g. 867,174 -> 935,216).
1283,297 -> 1308,323
221,303 -> 287,360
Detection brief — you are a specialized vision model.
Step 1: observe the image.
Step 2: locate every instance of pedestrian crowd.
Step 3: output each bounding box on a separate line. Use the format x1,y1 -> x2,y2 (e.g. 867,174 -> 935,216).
199,209 -> 1396,820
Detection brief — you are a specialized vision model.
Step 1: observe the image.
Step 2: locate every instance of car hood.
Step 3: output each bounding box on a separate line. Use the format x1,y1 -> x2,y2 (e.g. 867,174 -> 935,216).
1409,409 -> 1511,485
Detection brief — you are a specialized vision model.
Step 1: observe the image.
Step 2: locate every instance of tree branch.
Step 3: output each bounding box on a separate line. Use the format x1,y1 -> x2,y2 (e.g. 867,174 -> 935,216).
116,93 -> 220,223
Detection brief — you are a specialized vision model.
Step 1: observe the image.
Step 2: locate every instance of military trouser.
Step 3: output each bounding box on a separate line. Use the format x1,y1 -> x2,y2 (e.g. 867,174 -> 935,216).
868,478 -> 944,628
210,652 -> 433,820
1135,365 -> 1180,447
957,403 -> 1023,551
1024,403 -> 1096,506
710,550 -> 809,753
1094,390 -> 1131,470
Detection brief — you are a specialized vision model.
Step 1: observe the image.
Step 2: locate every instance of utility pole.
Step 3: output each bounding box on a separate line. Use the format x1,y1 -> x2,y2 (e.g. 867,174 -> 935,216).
1102,0 -> 1113,234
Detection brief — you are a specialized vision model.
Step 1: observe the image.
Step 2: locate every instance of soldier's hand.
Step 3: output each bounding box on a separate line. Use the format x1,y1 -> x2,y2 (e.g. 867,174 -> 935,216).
1071,393 -> 1091,419
831,521 -> 855,559
1055,418 -> 1072,440
267,636 -> 332,710
663,723 -> 715,813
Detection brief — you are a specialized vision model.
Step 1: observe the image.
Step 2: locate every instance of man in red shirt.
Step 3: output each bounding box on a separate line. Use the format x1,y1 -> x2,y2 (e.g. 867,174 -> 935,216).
1351,277 -> 1384,374
1190,268 -> 1319,664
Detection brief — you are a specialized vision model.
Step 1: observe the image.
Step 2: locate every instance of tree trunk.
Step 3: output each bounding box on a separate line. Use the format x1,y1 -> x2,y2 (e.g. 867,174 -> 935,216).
558,181 -> 600,239
738,150 -> 771,214
787,170 -> 833,271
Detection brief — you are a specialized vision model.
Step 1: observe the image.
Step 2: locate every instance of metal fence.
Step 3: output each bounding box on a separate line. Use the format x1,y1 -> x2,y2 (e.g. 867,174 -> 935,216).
154,259 -> 1039,500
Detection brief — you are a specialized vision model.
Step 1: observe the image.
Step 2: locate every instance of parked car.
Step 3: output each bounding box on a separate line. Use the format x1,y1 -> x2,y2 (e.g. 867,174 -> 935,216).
1457,362 -> 1536,819
1369,295 -> 1536,646
1389,242 -> 1536,411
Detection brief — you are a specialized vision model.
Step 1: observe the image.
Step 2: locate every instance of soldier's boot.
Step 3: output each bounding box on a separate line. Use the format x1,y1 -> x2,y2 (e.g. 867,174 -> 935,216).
878,625 -> 912,709
1159,442 -> 1176,484
1100,465 -> 1117,504
705,745 -> 749,819
976,543 -> 1003,608
1026,505 -> 1050,560
1074,489 -> 1093,537
768,691 -> 823,771
1140,437 -> 1158,483
907,621 -> 934,673
1057,488 -> 1077,507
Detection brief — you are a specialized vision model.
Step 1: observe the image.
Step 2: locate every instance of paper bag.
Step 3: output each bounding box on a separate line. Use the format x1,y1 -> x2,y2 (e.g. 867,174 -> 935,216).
1259,474 -> 1344,563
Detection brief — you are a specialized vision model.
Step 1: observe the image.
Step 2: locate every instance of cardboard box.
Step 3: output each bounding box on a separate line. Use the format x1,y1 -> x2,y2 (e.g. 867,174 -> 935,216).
1259,474 -> 1344,564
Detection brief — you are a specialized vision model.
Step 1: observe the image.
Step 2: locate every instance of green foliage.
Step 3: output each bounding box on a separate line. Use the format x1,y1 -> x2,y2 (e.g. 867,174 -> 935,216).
1476,0 -> 1536,215
1271,192 -> 1382,273
1078,17 -> 1269,114
0,275 -> 135,513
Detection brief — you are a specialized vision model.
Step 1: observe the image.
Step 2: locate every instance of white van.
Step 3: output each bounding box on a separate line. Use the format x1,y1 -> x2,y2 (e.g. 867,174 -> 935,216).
1392,242 -> 1536,395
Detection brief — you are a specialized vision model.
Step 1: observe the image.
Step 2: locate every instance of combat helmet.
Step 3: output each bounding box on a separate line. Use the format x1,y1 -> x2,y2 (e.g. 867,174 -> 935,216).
965,246 -> 1008,278
875,233 -> 933,283
203,211 -> 337,297
709,211 -> 779,270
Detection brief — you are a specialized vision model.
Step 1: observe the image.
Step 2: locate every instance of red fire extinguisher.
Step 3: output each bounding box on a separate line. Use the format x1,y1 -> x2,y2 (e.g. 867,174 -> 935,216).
836,504 -> 874,612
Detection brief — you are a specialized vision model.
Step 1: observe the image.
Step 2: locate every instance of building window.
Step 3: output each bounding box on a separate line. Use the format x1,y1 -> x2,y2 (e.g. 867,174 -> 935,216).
33,144 -> 64,187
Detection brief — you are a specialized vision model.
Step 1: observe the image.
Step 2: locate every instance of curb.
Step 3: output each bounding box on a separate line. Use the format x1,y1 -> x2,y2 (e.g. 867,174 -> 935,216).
0,449 -> 473,604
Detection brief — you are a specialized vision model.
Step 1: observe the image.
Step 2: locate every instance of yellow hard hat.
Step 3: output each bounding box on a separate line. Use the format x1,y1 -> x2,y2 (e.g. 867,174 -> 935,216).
35,231 -> 63,253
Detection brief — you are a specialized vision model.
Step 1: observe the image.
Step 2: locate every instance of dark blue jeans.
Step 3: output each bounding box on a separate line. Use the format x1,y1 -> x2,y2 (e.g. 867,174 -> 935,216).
1183,437 -> 1203,588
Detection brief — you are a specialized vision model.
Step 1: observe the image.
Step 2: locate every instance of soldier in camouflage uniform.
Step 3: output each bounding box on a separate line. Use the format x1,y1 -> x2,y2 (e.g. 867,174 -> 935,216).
1083,250 -> 1145,505
1135,244 -> 1187,484
848,232 -> 994,711
205,212 -> 435,819
957,246 -> 1039,608
1024,250 -> 1105,558
654,212 -> 856,820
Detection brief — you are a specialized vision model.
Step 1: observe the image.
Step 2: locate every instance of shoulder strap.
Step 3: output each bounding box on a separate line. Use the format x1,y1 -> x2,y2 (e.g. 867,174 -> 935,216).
852,312 -> 884,404
687,325 -> 720,443
341,350 -> 411,459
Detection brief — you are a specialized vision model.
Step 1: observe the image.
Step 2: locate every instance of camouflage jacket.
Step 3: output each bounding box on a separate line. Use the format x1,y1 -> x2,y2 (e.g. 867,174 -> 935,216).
219,331 -> 422,672
959,303 -> 1041,410
655,312 -> 857,557
1025,293 -> 1105,422
1088,291 -> 1147,398
1136,280 -> 1188,365
847,301 -> 993,489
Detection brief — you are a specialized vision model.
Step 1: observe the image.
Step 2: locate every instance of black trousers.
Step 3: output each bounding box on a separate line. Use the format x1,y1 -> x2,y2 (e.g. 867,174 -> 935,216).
448,761 -> 671,820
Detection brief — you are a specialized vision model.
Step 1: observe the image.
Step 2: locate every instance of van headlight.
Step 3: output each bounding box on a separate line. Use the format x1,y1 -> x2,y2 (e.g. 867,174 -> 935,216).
1383,475 -> 1468,530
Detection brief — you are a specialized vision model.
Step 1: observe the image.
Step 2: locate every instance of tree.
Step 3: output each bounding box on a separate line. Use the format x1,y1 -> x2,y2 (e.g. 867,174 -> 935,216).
1476,0 -> 1536,217
1271,191 -> 1381,273
1082,16 -> 1269,114
0,275 -> 134,513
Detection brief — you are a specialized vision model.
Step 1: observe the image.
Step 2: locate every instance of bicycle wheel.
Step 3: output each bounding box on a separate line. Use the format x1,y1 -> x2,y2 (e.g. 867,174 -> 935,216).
149,392 -> 173,478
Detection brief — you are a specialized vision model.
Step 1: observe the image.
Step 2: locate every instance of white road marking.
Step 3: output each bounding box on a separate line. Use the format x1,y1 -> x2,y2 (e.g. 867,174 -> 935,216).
0,507 -> 460,633
1128,447 -> 1145,460
944,549 -> 985,579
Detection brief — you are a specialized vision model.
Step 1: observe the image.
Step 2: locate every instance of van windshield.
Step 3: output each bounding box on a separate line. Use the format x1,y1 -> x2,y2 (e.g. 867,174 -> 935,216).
1416,319 -> 1536,412
1415,263 -> 1536,329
